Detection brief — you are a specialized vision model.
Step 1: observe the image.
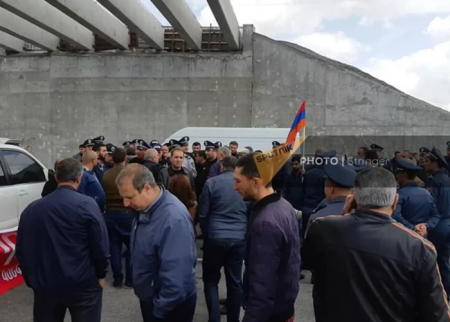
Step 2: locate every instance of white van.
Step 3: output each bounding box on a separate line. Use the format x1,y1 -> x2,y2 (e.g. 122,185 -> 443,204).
163,127 -> 303,152
0,142 -> 48,233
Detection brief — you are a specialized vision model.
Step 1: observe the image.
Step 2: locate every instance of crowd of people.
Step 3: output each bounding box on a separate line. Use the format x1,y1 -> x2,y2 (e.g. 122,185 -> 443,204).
12,134 -> 450,322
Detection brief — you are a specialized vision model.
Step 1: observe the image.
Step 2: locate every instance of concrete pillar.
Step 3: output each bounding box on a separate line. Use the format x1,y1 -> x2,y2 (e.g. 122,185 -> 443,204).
97,0 -> 164,50
0,30 -> 24,52
0,8 -> 59,51
150,0 -> 202,50
45,0 -> 129,50
206,0 -> 240,50
0,0 -> 94,50
242,24 -> 254,57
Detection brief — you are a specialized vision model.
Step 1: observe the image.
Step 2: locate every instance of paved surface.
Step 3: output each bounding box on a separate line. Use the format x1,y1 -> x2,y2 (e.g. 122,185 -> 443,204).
0,242 -> 315,321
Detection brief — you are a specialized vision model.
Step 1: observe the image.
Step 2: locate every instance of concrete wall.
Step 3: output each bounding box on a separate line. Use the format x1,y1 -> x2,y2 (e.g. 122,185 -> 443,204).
251,34 -> 450,155
0,35 -> 253,167
1,26 -> 450,166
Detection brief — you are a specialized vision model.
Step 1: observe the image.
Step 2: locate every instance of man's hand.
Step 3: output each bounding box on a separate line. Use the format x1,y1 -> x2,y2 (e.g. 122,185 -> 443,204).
99,279 -> 106,288
415,223 -> 427,237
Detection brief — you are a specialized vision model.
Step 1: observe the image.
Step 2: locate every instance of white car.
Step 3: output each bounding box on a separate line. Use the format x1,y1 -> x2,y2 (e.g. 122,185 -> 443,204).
0,141 -> 48,233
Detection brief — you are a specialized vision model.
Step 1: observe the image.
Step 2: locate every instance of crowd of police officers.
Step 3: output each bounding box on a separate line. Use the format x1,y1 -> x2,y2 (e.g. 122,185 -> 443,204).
34,134 -> 450,321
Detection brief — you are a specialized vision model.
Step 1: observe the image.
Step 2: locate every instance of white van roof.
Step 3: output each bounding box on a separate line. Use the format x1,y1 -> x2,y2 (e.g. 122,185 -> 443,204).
163,127 -> 295,152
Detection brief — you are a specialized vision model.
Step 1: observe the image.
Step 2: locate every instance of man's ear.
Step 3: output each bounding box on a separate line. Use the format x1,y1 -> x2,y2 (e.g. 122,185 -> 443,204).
392,193 -> 399,211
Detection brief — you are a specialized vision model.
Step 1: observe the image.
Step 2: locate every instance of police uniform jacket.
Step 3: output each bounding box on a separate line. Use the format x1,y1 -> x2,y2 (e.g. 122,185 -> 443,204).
392,182 -> 441,231
302,209 -> 450,322
183,154 -> 197,178
307,195 -> 346,230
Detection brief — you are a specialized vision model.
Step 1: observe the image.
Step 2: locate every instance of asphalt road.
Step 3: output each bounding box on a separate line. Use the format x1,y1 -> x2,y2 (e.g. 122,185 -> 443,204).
0,242 -> 316,322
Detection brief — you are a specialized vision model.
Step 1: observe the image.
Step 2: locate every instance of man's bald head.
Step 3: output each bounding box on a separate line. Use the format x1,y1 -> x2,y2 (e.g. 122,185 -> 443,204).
82,150 -> 98,164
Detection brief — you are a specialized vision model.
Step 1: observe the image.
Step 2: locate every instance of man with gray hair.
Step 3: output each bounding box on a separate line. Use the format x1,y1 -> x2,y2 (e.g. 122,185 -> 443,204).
208,146 -> 231,179
16,158 -> 110,322
302,167 -> 450,322
142,148 -> 164,180
116,164 -> 197,322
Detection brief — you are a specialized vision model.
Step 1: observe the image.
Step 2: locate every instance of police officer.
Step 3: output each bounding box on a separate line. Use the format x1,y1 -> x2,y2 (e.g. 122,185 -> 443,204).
84,139 -> 95,151
392,157 -> 441,236
169,138 -> 197,178
204,141 -> 222,166
424,147 -> 450,297
129,140 -> 150,164
370,143 -> 384,161
417,147 -> 432,182
301,149 -> 337,239
271,141 -> 292,195
307,161 -> 357,231
104,143 -> 116,170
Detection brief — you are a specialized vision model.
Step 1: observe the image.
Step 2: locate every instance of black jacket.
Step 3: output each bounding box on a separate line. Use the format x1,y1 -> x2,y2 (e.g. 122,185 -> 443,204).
16,186 -> 110,296
142,160 -> 164,180
302,209 -> 450,322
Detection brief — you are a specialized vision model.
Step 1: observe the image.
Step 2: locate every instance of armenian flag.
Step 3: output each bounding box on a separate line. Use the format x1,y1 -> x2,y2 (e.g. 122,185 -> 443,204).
285,101 -> 306,147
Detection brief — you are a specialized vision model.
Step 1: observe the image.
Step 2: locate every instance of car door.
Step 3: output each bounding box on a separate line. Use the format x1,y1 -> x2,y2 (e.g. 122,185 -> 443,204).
0,149 -> 46,220
0,155 -> 19,232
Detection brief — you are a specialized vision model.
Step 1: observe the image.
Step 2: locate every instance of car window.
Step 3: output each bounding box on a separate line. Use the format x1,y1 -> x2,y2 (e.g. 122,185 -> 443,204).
2,150 -> 46,185
0,161 -> 6,186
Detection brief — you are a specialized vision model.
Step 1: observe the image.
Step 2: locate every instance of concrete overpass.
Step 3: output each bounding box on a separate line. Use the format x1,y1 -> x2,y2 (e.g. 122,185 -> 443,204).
0,0 -> 241,52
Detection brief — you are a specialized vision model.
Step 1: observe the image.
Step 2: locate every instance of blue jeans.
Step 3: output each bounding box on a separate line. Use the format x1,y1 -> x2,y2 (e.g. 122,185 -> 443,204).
202,238 -> 245,322
104,210 -> 135,283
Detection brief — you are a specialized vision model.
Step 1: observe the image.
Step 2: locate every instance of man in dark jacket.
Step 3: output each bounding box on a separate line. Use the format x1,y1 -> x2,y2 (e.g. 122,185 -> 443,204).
234,153 -> 301,322
16,158 -> 110,322
142,148 -> 164,180
116,164 -> 197,322
79,150 -> 106,212
199,156 -> 248,322
283,155 -> 303,211
302,167 -> 450,322
157,148 -> 195,191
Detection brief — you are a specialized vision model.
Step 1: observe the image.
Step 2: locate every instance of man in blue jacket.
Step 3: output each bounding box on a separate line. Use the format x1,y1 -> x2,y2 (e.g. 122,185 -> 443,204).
116,164 -> 197,322
199,156 -> 248,322
79,150 -> 106,212
234,153 -> 301,322
16,158 -> 110,322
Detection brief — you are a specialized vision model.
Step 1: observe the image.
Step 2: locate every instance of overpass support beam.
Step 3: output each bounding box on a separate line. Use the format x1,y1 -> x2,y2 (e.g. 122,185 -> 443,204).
0,8 -> 59,51
0,30 -> 24,52
45,0 -> 129,49
98,0 -> 164,50
150,0 -> 202,50
0,0 -> 94,50
207,0 -> 240,50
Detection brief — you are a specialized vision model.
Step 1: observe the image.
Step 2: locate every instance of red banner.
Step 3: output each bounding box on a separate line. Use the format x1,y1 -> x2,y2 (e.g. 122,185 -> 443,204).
0,231 -> 24,295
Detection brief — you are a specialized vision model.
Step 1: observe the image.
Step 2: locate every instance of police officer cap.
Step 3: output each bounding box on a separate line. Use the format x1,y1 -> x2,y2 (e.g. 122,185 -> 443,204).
429,147 -> 448,167
370,144 -> 383,151
83,139 -> 95,146
179,136 -> 190,146
153,144 -> 162,150
93,135 -> 105,143
272,141 -> 281,147
130,139 -> 139,145
122,141 -> 131,147
204,140 -> 220,149
419,147 -> 430,154
150,140 -> 160,147
396,157 -> 422,172
317,149 -> 337,158
215,141 -> 222,149
169,139 -> 181,147
324,162 -> 357,188
136,140 -> 150,150
106,143 -> 116,154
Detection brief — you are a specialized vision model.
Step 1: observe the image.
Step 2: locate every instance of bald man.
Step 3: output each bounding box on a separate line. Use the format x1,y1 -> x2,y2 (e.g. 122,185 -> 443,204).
78,150 -> 106,212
